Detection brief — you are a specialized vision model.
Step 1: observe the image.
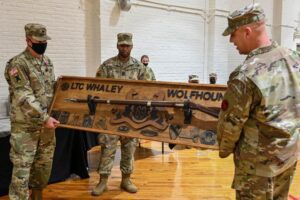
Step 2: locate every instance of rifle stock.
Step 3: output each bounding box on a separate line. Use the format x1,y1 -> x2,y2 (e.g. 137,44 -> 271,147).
187,101 -> 220,118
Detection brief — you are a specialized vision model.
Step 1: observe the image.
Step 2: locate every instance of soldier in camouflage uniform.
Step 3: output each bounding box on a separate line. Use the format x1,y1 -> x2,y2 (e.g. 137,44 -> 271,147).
218,3 -> 300,200
4,23 -> 60,200
140,55 -> 156,80
209,73 -> 217,84
92,33 -> 154,196
188,74 -> 199,83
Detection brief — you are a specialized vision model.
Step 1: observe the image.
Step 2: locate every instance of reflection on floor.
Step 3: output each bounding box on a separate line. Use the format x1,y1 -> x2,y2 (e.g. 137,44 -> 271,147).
1,141 -> 299,200
45,140 -> 300,200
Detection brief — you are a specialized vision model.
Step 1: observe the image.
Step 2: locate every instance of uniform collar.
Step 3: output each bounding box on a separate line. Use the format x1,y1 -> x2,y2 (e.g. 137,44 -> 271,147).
115,55 -> 134,67
246,41 -> 279,60
24,48 -> 34,59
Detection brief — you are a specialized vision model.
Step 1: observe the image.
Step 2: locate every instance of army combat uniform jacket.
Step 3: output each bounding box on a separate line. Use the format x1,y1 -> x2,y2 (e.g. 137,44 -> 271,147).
95,55 -> 153,176
4,48 -> 56,199
5,49 -> 55,126
96,55 -> 153,80
217,42 -> 300,178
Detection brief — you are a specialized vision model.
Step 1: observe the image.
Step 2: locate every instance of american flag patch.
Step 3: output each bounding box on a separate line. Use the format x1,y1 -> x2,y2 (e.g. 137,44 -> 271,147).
9,67 -> 18,76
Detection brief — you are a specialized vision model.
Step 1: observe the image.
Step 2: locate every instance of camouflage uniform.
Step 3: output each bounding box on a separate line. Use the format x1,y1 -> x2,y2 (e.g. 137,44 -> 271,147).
95,33 -> 153,177
4,23 -> 55,200
140,55 -> 156,81
218,4 -> 300,200
145,66 -> 156,81
188,74 -> 199,83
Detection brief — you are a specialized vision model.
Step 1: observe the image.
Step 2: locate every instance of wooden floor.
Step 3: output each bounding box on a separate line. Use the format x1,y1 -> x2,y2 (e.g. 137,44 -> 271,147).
1,141 -> 300,200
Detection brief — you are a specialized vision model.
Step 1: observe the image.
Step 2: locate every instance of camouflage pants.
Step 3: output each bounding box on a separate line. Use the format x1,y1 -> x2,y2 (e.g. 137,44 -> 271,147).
97,133 -> 137,175
9,124 -> 56,200
233,163 -> 297,200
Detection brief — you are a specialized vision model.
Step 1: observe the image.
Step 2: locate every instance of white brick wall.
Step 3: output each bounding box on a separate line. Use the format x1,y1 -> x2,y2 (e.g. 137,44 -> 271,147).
100,0 -> 207,82
0,0 -> 87,117
0,0 -> 299,117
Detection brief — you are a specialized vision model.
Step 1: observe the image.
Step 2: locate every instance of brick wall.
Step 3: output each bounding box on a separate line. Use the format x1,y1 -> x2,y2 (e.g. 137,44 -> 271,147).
0,0 -> 87,117
99,0 -> 207,82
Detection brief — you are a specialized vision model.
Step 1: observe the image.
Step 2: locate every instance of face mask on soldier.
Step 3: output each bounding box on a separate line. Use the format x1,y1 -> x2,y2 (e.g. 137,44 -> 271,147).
143,63 -> 149,67
210,77 -> 216,84
30,41 -> 47,55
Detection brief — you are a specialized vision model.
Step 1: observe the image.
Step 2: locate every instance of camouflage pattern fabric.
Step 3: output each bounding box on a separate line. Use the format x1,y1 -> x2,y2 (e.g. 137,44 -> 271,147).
25,23 -> 51,41
145,66 -> 156,81
96,55 -> 153,175
222,3 -> 265,36
9,126 -> 55,200
97,135 -> 137,175
188,74 -> 199,83
4,48 -> 56,199
5,49 -> 55,125
234,163 -> 297,200
217,42 -> 300,196
117,33 -> 133,45
96,56 -> 151,80
209,73 -> 217,78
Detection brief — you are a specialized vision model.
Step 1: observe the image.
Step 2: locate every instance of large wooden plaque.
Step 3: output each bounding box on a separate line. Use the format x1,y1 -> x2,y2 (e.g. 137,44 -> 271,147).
49,76 -> 227,150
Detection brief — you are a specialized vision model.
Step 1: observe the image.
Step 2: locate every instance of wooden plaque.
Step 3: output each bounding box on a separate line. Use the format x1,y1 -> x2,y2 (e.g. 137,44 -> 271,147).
49,76 -> 227,150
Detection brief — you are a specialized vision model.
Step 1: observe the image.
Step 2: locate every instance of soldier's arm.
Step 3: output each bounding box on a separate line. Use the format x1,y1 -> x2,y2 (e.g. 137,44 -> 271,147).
95,64 -> 108,78
48,58 -> 56,86
217,74 -> 254,158
47,58 -> 57,91
5,62 -> 51,124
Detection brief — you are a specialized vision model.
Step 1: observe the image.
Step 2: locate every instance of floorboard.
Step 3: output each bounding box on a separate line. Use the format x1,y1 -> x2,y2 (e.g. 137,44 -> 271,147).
1,141 -> 299,199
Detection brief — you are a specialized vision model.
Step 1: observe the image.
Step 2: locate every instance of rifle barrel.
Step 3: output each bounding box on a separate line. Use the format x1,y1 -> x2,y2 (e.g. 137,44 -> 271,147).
64,98 -> 219,118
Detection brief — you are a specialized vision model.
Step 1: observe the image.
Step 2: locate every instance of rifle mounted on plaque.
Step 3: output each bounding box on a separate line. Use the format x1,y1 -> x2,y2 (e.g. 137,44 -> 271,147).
49,76 -> 227,150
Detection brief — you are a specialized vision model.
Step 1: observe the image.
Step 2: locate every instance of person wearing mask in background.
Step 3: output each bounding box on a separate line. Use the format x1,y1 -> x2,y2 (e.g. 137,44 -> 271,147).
217,3 -> 300,199
140,55 -> 156,80
4,23 -> 59,200
188,74 -> 200,83
209,73 -> 217,84
92,33 -> 154,196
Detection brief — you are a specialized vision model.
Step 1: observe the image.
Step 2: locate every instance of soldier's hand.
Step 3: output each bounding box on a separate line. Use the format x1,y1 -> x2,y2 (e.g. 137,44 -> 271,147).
45,117 -> 60,129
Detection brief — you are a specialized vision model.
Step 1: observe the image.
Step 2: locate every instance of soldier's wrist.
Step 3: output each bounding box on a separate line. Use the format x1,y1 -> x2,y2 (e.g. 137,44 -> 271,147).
43,114 -> 50,123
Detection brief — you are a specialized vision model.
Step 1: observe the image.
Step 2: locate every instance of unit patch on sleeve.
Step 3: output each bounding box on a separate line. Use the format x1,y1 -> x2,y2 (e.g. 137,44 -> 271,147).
9,66 -> 27,87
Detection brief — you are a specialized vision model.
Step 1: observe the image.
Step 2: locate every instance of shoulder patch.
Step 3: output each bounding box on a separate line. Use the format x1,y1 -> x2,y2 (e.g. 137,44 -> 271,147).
221,100 -> 229,111
8,66 -> 27,87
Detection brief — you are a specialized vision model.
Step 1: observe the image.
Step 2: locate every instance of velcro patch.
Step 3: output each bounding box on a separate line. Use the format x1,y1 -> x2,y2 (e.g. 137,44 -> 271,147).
9,66 -> 27,87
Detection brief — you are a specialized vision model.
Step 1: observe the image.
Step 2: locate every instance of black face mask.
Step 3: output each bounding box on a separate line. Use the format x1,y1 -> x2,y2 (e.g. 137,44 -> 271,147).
143,63 -> 148,67
31,42 -> 47,55
209,78 -> 216,84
